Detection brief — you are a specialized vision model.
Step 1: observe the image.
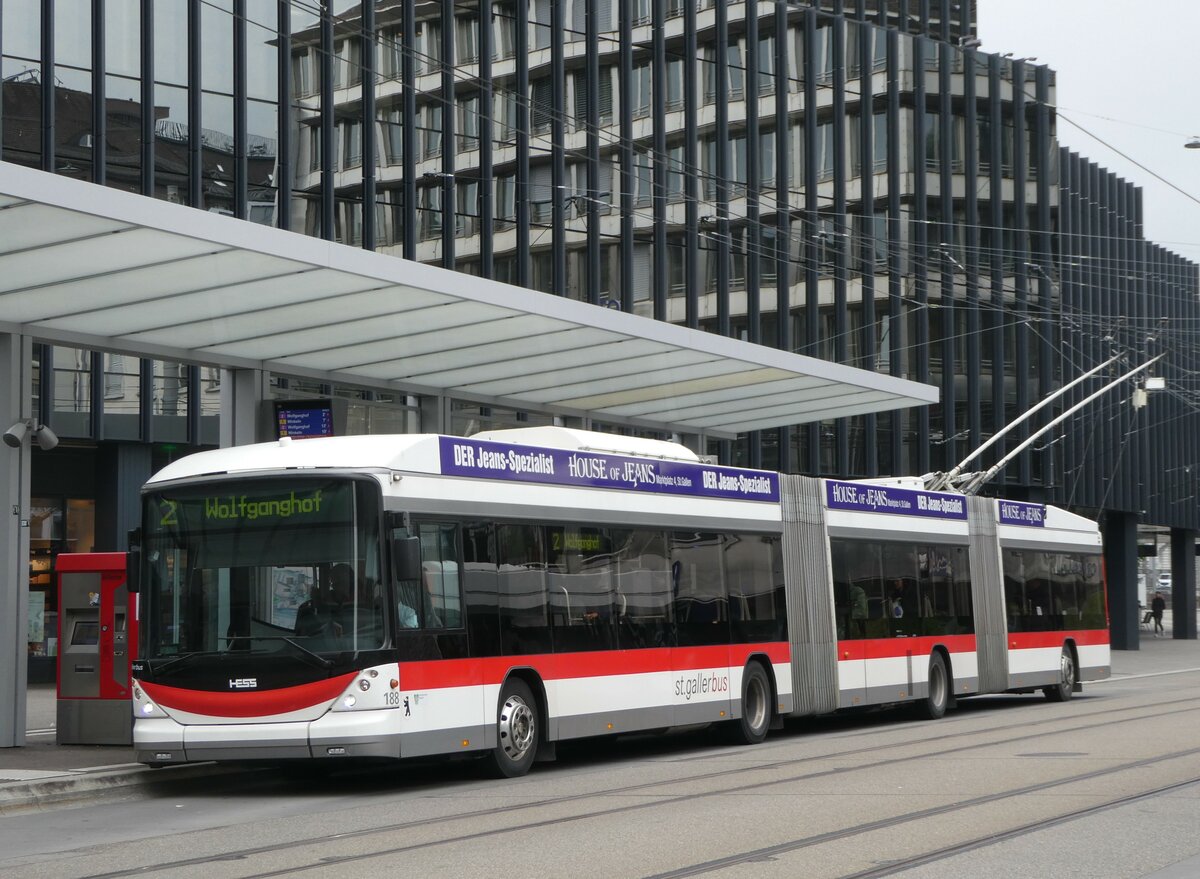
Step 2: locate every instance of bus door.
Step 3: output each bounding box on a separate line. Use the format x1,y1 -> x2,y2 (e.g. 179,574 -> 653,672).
830,540 -> 868,708
865,543 -> 925,703
670,533 -> 734,726
395,521 -> 480,758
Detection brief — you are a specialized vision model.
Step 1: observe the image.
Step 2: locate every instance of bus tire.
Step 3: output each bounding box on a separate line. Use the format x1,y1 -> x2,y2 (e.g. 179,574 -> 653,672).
917,653 -> 949,720
728,662 -> 771,745
488,678 -> 539,778
1043,647 -> 1076,703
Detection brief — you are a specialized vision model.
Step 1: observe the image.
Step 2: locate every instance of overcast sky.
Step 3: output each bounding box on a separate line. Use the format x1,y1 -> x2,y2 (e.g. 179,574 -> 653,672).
977,0 -> 1200,264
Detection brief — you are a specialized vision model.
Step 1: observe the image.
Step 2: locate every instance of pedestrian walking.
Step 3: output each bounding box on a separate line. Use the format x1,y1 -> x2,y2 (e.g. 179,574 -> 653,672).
1151,591 -> 1166,637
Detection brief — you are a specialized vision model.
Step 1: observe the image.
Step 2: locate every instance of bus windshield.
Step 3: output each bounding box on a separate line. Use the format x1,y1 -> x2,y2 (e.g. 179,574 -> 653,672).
141,477 -> 386,663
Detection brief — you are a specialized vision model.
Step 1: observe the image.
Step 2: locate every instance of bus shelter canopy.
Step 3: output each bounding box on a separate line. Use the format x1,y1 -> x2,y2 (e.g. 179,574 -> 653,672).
0,164 -> 937,437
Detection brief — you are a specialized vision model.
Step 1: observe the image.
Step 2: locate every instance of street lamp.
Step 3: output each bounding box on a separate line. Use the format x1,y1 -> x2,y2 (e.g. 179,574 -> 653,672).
1186,137 -> 1200,150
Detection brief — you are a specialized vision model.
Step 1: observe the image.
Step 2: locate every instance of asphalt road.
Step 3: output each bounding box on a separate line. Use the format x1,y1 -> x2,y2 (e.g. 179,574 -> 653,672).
2,665 -> 1199,879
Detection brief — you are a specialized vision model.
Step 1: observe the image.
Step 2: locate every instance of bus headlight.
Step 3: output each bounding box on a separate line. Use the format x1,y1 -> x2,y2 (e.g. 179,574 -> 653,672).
132,686 -> 167,718
331,664 -> 400,712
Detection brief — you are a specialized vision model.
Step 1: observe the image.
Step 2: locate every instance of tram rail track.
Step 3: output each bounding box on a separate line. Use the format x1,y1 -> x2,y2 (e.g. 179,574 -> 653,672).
836,776 -> 1200,879
72,692 -> 1200,879
644,766 -> 1200,879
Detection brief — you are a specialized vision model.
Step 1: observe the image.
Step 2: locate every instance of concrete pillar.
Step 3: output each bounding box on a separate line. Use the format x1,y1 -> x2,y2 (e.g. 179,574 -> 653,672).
219,368 -> 268,448
420,394 -> 446,434
1104,511 -> 1139,650
1170,528 -> 1197,640
0,333 -> 32,747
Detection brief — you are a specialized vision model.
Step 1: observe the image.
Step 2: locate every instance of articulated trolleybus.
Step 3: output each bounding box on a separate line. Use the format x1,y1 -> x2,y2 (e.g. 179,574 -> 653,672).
130,427 -> 1109,776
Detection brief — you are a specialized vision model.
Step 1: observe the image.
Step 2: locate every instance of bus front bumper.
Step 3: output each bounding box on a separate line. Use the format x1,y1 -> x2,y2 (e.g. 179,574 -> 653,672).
134,708 -> 401,764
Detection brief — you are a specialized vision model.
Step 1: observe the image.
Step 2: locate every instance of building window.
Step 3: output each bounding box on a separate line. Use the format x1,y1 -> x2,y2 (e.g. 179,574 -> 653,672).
531,78 -> 553,133
816,121 -> 836,182
495,173 -> 516,229
415,19 -> 441,75
379,26 -> 403,80
333,38 -> 362,90
632,150 -> 653,207
760,129 -> 776,186
418,186 -> 442,240
873,111 -> 888,171
758,35 -> 775,94
456,15 -> 480,64
383,108 -> 403,165
700,44 -> 739,103
308,126 -> 321,172
531,0 -> 552,50
666,58 -> 684,110
457,95 -> 480,152
342,120 -> 362,169
572,69 -> 614,128
494,89 -> 519,143
493,1 -> 517,59
667,233 -> 686,297
418,103 -> 442,159
103,354 -> 129,400
531,250 -> 554,293
456,179 -> 480,237
629,62 -> 652,119
152,361 -> 189,442
292,49 -> 316,97
666,144 -> 685,202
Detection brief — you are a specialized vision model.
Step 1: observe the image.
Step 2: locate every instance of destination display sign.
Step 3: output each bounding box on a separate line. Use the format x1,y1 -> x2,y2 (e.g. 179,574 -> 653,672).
997,500 -> 1046,527
824,479 -> 968,520
437,437 -> 780,503
274,400 -> 334,440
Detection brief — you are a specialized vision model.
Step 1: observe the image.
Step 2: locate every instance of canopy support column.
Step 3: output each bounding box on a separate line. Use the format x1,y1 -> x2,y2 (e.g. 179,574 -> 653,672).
1104,511 -> 1139,650
1170,528 -> 1197,640
219,368 -> 268,448
0,332 -> 32,747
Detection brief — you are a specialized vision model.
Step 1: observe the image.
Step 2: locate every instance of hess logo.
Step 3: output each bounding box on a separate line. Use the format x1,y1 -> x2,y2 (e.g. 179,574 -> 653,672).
228,678 -> 258,689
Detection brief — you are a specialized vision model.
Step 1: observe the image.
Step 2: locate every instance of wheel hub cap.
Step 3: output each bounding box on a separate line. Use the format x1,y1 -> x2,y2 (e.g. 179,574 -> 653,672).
499,695 -> 535,760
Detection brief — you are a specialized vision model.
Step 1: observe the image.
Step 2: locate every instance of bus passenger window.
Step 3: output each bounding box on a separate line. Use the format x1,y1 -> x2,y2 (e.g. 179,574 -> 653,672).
672,532 -> 729,647
417,522 -> 462,629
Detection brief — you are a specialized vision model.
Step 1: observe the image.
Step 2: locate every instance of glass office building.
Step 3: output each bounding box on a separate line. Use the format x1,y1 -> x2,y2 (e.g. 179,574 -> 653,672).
3,1 -> 1198,669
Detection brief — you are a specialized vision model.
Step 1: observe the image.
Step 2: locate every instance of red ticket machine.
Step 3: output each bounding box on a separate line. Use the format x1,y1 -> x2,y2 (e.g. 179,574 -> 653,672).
56,553 -> 138,745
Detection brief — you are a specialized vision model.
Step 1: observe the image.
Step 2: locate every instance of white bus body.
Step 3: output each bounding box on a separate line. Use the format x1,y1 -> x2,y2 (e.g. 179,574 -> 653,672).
130,429 -> 1109,771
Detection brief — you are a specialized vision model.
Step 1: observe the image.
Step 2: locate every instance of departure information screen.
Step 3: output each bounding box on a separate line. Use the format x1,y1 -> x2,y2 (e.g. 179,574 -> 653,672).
274,400 -> 334,439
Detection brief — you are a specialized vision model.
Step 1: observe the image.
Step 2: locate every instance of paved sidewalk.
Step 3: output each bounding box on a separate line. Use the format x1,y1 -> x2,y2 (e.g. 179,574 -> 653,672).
3,623 -> 1199,812
0,683 -> 228,813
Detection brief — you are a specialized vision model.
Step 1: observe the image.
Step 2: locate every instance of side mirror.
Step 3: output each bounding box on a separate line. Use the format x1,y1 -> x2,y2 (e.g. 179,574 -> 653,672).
126,548 -> 142,594
126,527 -> 143,593
392,536 -> 422,583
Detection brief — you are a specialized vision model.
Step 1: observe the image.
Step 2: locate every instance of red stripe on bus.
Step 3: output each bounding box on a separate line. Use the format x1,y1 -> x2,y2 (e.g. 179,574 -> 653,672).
397,642 -> 791,690
1007,629 -> 1110,649
140,674 -> 357,718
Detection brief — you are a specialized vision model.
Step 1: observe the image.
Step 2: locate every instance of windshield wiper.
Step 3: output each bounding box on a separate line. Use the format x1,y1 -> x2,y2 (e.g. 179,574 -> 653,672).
231,636 -> 335,670
150,651 -> 223,676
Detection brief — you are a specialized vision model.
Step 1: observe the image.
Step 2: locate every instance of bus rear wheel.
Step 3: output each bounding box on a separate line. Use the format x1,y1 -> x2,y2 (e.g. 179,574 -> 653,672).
727,662 -> 771,745
916,653 -> 949,720
1043,647 -> 1076,702
488,678 -> 539,778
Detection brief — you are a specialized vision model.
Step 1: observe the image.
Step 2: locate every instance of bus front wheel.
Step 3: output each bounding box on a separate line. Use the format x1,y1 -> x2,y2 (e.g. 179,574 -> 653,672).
488,678 -> 539,778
